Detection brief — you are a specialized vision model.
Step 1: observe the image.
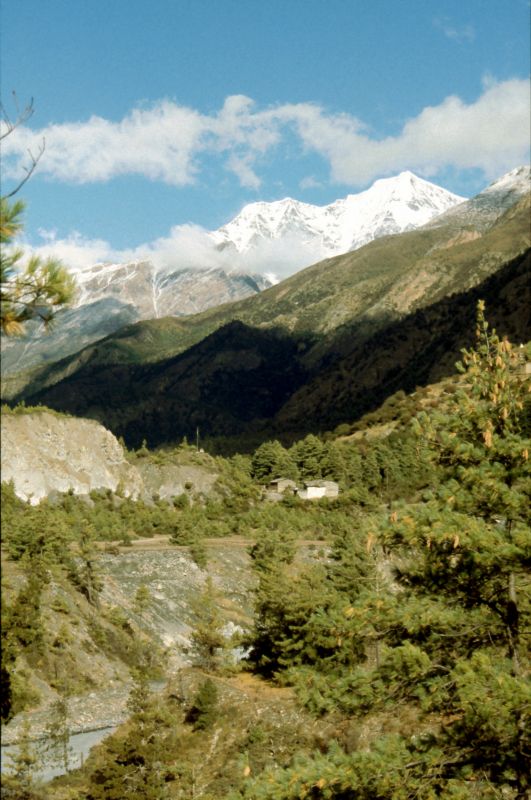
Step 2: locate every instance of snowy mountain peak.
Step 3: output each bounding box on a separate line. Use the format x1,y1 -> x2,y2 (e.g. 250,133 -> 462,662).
354,171 -> 463,205
481,165 -> 530,196
366,170 -> 423,193
212,172 -> 466,256
428,166 -> 530,231
72,259 -> 269,318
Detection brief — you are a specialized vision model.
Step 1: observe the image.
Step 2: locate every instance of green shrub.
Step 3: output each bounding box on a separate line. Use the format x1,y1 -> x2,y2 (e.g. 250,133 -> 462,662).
186,678 -> 219,730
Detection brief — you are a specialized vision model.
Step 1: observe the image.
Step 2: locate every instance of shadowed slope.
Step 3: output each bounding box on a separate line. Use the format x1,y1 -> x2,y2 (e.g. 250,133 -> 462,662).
18,248 -> 530,449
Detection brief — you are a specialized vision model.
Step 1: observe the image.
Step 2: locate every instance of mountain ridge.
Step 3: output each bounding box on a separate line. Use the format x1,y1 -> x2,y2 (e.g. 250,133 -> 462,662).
12,247 -> 529,451
211,170 -> 465,258
8,181 -> 530,449
1,170 -> 470,375
0,266 -> 271,375
427,165 -> 530,231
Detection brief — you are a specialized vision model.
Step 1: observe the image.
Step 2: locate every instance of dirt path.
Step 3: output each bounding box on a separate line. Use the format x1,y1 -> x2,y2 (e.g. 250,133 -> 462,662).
115,535 -> 329,552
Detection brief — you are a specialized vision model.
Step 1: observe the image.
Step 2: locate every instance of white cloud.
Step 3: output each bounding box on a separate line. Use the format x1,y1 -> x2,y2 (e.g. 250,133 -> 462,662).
2,101 -> 206,185
434,17 -> 475,43
28,222 -> 329,282
2,78 -> 529,191
31,225 -> 220,273
299,176 -> 323,190
12,76 -> 529,283
289,79 -> 531,184
33,229 -> 116,270
226,154 -> 262,189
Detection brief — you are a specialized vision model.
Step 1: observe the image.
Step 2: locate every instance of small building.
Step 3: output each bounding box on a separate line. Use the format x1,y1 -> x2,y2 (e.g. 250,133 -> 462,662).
267,478 -> 298,494
265,478 -> 339,502
297,480 -> 339,500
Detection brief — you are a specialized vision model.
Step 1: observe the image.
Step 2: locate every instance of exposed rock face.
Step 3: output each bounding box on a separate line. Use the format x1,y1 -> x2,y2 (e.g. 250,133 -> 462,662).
0,265 -> 271,375
136,461 -> 219,501
1,411 -> 143,503
428,165 -> 530,231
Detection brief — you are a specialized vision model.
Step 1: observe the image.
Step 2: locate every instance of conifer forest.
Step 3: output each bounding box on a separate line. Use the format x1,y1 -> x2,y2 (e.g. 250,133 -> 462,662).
1,306 -> 530,800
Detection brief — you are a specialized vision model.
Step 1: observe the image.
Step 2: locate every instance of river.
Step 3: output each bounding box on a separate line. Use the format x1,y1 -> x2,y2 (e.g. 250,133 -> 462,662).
1,679 -> 166,784
1,724 -> 118,783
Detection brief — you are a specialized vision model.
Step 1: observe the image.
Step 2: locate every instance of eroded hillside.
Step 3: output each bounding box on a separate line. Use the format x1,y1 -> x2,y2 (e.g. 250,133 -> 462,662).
0,408 -> 222,503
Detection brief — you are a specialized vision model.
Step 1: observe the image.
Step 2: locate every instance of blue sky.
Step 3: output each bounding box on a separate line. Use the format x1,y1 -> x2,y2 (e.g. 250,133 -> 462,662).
1,0 -> 530,270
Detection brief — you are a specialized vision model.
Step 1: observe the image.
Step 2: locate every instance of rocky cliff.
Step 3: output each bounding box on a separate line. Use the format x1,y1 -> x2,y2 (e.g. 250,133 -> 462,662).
0,409 -> 222,504
0,410 -> 143,504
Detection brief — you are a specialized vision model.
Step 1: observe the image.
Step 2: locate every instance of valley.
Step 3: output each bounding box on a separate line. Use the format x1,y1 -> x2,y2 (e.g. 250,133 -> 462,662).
4,179 -> 529,451
1,166 -> 530,800
2,0 -> 531,793
2,318 -> 529,797
0,169 -> 465,376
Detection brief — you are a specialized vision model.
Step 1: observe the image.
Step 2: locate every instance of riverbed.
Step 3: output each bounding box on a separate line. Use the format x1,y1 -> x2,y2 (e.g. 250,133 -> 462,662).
1,725 -> 118,783
1,679 -> 167,784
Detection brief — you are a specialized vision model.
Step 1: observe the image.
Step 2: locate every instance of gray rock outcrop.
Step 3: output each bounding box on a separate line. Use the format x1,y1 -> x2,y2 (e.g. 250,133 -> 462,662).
1,410 -> 143,503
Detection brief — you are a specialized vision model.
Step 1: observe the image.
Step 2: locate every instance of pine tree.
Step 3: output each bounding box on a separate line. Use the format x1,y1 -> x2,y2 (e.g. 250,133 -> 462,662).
87,669 -> 170,799
1,197 -> 76,335
44,684 -> 74,775
320,440 -> 354,486
6,568 -> 46,651
186,678 -> 219,730
3,720 -> 43,798
190,578 -> 228,672
251,440 -> 298,482
359,446 -> 382,493
379,303 -> 531,795
326,514 -> 374,601
411,302 -> 530,673
134,583 -> 152,615
249,559 -> 369,677
1,555 -> 48,723
73,520 -> 103,607
248,525 -> 296,573
292,434 -> 325,479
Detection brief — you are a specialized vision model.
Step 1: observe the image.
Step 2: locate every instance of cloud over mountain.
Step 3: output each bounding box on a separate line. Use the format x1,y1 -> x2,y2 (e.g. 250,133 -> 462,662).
31,221 -> 332,279
28,171 -> 466,280
2,79 -> 529,191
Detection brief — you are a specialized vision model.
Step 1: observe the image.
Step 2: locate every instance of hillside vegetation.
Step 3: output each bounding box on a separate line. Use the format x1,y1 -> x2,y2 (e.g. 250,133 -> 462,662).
10,246 -> 529,452
2,305 -> 529,800
2,191 -> 528,451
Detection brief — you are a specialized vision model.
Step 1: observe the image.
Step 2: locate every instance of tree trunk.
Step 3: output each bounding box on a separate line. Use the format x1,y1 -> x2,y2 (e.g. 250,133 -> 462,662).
507,571 -> 520,675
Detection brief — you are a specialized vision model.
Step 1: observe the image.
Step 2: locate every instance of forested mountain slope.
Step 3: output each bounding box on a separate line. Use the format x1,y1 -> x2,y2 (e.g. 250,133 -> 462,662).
12,246 -> 530,450
4,191 -> 530,449
2,307 -> 529,800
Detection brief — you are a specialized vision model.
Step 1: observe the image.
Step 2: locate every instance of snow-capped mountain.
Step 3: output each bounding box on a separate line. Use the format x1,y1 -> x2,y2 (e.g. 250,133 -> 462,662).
4,168 -> 528,378
74,261 -> 269,319
68,171 -> 467,316
482,164 -> 531,197
0,265 -> 270,375
211,171 -> 465,257
429,166 -> 531,231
